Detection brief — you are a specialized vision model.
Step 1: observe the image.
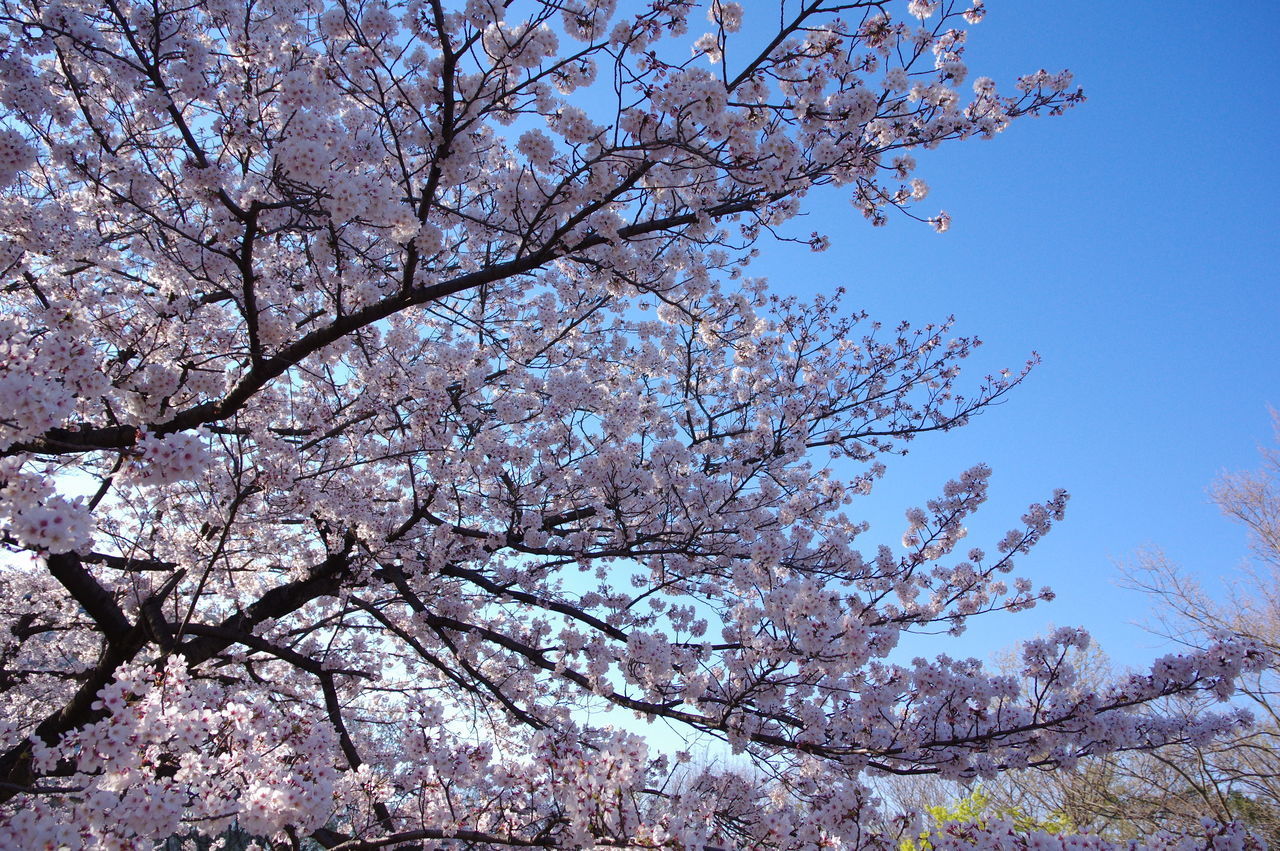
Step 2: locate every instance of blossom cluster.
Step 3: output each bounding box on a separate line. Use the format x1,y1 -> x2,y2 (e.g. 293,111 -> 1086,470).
126,430 -> 214,487
0,459 -> 93,553
6,657 -> 338,849
0,313 -> 107,453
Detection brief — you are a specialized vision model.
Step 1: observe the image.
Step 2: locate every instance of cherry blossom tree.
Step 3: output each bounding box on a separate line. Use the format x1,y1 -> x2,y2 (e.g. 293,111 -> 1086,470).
0,0 -> 1266,847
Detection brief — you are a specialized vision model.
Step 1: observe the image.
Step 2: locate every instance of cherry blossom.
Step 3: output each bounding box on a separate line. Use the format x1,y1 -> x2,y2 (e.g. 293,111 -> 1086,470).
0,0 -> 1260,848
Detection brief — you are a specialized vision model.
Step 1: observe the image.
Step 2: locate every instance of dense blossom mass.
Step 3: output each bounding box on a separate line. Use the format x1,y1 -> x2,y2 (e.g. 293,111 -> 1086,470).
0,0 -> 1265,848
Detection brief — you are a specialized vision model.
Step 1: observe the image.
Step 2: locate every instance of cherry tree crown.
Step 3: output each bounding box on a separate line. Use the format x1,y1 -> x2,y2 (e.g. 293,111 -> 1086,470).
0,0 -> 1264,848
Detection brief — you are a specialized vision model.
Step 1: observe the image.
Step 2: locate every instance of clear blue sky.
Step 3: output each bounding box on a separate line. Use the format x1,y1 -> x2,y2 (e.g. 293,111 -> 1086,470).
751,1 -> 1280,670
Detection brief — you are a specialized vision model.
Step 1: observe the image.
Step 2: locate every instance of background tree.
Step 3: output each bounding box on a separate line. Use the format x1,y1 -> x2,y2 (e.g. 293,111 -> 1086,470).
0,0 -> 1264,848
1113,424 -> 1280,843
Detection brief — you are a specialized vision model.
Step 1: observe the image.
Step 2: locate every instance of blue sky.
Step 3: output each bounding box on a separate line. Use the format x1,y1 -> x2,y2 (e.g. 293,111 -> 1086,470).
751,1 -> 1280,669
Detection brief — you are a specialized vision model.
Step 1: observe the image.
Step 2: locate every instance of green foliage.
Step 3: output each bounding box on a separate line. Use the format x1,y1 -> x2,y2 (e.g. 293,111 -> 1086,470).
901,786 -> 1074,850
1226,792 -> 1280,848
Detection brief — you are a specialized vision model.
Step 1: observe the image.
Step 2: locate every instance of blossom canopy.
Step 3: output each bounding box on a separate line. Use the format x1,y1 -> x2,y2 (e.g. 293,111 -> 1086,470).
0,0 -> 1264,849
